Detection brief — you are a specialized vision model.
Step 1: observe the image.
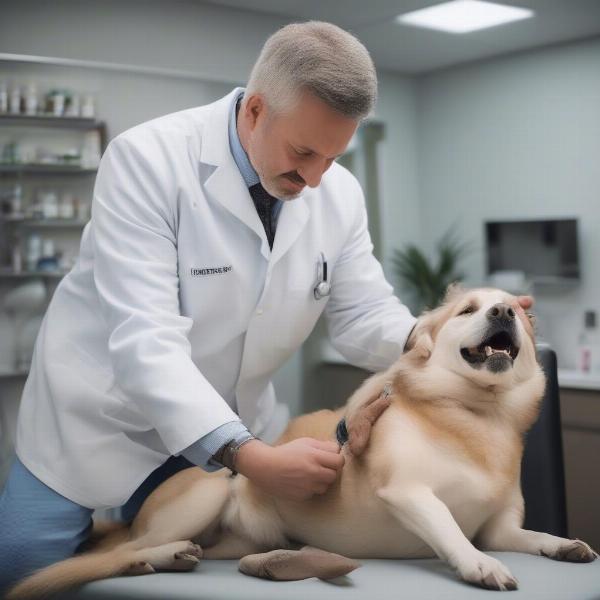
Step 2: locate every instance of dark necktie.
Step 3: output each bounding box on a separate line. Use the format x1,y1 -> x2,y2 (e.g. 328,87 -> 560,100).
249,182 -> 277,249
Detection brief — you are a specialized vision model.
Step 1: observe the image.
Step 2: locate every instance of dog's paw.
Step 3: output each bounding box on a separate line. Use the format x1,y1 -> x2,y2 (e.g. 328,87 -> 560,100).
541,539 -> 598,563
171,541 -> 203,570
457,553 -> 518,591
125,561 -> 156,576
135,540 -> 203,571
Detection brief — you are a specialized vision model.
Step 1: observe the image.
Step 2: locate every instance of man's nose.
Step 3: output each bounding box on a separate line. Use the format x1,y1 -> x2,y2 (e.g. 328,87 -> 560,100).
298,159 -> 330,188
486,303 -> 516,322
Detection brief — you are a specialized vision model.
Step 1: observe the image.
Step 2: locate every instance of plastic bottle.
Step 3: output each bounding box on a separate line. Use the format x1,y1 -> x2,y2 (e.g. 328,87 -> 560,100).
578,311 -> 599,373
25,83 -> 38,116
0,81 -> 8,113
12,238 -> 22,274
81,94 -> 95,118
9,85 -> 21,115
26,234 -> 42,272
11,184 -> 23,215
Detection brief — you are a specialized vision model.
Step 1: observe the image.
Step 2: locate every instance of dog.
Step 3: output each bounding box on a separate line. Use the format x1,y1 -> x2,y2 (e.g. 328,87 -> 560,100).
7,285 -> 598,599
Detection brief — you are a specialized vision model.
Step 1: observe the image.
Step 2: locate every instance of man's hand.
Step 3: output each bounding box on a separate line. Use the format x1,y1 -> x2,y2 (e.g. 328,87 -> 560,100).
235,437 -> 344,501
512,295 -> 534,319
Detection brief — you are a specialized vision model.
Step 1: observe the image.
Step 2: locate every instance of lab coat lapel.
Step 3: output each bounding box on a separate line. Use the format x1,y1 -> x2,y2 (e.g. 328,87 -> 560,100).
199,88 -> 270,259
205,162 -> 271,259
270,195 -> 309,266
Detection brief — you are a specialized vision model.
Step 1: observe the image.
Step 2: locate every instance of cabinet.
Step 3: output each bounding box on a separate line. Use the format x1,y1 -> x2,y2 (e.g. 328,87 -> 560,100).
0,114 -> 106,376
559,387 -> 600,550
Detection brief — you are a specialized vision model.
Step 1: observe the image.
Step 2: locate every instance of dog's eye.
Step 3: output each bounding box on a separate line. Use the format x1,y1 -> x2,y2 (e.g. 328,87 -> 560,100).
526,312 -> 537,324
458,305 -> 475,316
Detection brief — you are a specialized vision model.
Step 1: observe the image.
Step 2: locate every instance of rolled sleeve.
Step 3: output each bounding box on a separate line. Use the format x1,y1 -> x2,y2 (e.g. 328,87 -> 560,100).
181,420 -> 252,471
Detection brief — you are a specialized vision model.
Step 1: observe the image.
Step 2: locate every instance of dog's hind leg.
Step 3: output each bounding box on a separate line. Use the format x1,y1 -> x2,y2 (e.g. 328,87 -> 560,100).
129,470 -> 232,550
238,545 -> 361,581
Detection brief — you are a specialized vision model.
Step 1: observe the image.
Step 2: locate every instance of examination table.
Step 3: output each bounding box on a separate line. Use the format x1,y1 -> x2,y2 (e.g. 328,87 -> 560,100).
71,347 -> 600,600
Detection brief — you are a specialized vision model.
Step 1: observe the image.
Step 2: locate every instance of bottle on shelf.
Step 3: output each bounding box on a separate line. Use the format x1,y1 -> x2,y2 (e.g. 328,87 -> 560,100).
26,233 -> 42,272
577,310 -> 599,374
11,184 -> 23,216
41,190 -> 59,219
81,94 -> 95,118
38,239 -> 58,272
11,234 -> 23,274
59,193 -> 75,219
0,81 -> 8,114
24,83 -> 38,116
9,84 -> 21,115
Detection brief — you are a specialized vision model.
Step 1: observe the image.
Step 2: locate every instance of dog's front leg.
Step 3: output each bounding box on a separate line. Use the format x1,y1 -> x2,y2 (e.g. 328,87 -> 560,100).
377,483 -> 518,591
475,486 -> 598,563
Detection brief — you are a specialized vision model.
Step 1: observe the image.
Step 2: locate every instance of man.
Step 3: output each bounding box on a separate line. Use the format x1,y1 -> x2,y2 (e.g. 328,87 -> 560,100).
0,21 -> 532,592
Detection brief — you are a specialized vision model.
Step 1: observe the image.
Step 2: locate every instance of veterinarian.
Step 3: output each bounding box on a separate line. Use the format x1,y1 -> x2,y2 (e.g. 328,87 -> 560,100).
0,21 -> 533,593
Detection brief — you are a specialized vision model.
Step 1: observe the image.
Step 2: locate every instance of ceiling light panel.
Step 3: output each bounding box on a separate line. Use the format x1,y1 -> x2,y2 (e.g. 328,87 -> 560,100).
396,1 -> 534,34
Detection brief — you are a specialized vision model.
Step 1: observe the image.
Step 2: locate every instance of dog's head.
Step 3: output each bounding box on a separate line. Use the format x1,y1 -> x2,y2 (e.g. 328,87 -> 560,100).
405,285 -> 542,393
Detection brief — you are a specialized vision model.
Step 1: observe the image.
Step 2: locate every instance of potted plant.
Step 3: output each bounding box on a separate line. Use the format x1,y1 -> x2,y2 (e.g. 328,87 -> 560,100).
392,227 -> 471,313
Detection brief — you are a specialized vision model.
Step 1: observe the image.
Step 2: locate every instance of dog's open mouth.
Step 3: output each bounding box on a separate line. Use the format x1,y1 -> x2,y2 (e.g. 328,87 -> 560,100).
460,329 -> 519,366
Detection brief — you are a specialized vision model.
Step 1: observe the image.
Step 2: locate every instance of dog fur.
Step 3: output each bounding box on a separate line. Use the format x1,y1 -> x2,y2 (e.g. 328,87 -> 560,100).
7,286 -> 598,599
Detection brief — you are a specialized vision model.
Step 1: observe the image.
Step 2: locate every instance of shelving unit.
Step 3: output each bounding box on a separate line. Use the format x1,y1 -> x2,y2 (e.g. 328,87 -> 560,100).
0,112 -> 106,374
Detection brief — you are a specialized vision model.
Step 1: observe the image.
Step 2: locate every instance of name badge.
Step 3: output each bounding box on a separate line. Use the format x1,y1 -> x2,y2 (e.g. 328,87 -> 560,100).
190,265 -> 233,276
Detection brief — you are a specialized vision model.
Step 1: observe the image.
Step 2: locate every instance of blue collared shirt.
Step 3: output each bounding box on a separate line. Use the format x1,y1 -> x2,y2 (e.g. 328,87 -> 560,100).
228,90 -> 283,224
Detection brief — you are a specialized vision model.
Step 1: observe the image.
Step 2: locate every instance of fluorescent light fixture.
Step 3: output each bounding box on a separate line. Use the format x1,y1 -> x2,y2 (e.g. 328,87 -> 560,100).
396,0 -> 534,34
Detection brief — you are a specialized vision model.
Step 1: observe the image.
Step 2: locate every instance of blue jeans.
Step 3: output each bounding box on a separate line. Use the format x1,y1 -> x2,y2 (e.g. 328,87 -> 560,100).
0,454 -> 194,594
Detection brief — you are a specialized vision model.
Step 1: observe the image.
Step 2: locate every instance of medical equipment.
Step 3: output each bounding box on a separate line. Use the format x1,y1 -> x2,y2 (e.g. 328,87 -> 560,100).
313,252 -> 331,300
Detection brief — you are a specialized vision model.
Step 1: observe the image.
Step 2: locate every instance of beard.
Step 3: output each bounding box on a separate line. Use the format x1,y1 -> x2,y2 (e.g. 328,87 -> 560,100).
260,172 -> 304,201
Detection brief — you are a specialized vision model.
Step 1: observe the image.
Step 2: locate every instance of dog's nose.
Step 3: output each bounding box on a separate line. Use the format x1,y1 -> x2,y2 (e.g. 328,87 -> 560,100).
486,303 -> 515,322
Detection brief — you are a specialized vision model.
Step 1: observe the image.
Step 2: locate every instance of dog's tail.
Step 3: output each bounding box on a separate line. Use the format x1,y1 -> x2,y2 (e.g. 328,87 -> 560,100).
5,525 -> 135,600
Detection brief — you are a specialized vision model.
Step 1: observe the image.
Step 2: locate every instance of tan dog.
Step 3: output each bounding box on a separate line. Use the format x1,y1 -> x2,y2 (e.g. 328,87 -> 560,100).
8,286 -> 598,599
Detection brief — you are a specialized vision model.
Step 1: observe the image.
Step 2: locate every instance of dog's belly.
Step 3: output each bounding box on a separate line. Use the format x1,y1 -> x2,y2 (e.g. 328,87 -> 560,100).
273,459 -> 502,559
279,503 -> 435,559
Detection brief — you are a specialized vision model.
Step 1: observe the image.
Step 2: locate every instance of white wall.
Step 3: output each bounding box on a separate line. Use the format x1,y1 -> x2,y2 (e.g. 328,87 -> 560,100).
416,36 -> 600,368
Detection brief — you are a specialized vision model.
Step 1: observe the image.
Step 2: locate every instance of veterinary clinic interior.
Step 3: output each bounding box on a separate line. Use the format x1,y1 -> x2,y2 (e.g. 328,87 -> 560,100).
1,1 -> 600,598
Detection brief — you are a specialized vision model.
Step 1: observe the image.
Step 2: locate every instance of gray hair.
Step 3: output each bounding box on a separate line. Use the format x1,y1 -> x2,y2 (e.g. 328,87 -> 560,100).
246,21 -> 377,120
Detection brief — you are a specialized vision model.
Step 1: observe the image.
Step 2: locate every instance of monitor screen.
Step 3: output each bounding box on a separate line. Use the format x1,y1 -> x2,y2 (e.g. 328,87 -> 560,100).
485,219 -> 580,281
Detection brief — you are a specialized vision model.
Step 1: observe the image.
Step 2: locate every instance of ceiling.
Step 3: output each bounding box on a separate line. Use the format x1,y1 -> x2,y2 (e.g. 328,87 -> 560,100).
204,0 -> 600,74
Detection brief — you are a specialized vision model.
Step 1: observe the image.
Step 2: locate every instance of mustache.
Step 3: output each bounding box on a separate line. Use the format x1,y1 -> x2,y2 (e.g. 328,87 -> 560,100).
283,172 -> 305,185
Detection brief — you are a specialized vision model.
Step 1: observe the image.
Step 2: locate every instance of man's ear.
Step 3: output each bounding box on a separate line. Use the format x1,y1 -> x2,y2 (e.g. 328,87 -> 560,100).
243,93 -> 265,130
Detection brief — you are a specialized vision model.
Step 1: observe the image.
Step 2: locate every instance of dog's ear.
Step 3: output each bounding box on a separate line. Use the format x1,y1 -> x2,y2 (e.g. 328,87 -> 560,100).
404,313 -> 435,360
405,284 -> 469,361
443,281 -> 466,304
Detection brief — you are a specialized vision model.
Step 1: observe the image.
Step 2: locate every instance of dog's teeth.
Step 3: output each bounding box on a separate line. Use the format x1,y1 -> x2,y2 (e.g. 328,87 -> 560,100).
485,345 -> 512,357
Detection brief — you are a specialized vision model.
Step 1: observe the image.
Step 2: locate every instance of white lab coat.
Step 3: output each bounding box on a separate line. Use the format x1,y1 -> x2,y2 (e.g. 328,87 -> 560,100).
15,88 -> 416,508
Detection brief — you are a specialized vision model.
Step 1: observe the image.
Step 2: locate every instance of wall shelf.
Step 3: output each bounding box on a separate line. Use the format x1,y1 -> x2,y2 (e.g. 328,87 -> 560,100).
0,216 -> 88,228
0,114 -> 102,130
0,164 -> 97,175
0,268 -> 68,279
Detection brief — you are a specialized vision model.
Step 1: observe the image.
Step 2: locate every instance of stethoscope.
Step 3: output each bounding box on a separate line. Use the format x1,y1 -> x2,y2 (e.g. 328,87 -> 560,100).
313,252 -> 331,300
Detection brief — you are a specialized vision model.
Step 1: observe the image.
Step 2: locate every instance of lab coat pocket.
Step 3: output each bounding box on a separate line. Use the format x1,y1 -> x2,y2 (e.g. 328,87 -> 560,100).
272,285 -> 329,352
